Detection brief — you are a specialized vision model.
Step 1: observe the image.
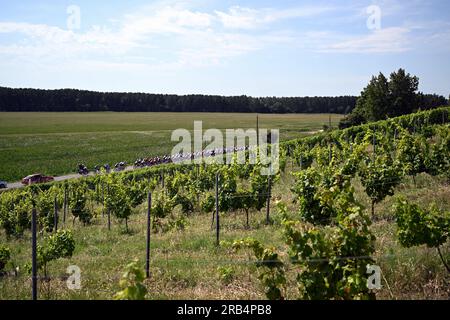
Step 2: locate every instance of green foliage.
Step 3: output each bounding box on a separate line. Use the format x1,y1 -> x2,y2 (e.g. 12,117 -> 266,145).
105,178 -> 133,227
359,152 -> 402,215
168,214 -> 188,231
196,165 -> 216,191
292,144 -> 313,169
394,198 -> 450,272
341,68 -> 421,127
233,189 -> 255,226
200,193 -> 215,213
36,230 -> 75,275
0,244 -> 11,272
0,190 -> 32,237
114,260 -> 147,300
289,167 -> 375,300
217,168 -> 238,212
69,183 -> 92,225
424,127 -> 450,178
291,168 -> 327,224
394,198 -> 449,248
173,194 -> 195,215
249,165 -> 273,212
271,201 -> 289,225
151,193 -> 174,219
357,72 -> 392,122
36,190 -> 56,232
396,132 -> 427,177
125,180 -> 147,208
165,173 -> 182,198
283,210 -> 375,300
291,166 -> 355,225
232,238 -> 286,300
339,141 -> 366,177
217,266 -> 235,285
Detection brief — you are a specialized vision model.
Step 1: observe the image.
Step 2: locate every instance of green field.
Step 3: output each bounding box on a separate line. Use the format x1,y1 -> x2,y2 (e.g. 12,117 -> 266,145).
0,112 -> 342,182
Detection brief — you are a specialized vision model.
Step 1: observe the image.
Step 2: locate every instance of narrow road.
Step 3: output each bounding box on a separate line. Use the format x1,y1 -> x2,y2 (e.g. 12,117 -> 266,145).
3,166 -> 136,191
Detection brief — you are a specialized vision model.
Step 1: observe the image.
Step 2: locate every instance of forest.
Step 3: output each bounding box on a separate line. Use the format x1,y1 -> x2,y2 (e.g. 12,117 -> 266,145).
1,86 -> 446,114
0,87 -> 356,113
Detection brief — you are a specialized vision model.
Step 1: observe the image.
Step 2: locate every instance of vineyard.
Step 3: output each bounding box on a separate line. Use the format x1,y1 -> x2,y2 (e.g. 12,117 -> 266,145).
0,107 -> 449,300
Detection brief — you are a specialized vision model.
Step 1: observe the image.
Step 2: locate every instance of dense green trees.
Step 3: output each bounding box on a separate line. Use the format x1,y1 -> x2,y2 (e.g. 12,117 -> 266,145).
340,69 -> 447,128
357,73 -> 392,122
0,87 -> 357,113
1,84 -> 445,116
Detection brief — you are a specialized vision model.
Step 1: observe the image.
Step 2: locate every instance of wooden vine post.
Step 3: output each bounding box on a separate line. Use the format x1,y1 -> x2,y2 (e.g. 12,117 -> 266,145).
107,185 -> 111,231
146,191 -> 152,278
31,206 -> 37,300
373,127 -> 377,159
256,114 -> 259,148
53,195 -> 58,232
215,172 -> 220,246
266,174 -> 272,225
63,185 -> 68,224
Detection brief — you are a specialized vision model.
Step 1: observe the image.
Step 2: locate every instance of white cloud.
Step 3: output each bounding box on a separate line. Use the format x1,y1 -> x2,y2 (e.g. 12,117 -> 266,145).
321,27 -> 411,53
0,4 -> 309,68
214,5 -> 334,29
121,6 -> 214,37
0,2 -> 442,71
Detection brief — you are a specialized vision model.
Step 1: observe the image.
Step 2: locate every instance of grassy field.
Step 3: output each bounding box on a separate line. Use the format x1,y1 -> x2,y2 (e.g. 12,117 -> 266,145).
0,112 -> 342,182
0,169 -> 448,300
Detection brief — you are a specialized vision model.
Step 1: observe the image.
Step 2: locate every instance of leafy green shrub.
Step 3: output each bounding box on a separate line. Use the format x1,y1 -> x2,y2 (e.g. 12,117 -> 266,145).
69,183 -> 92,225
217,266 -> 235,285
0,244 -> 11,273
283,210 -> 375,300
36,229 -> 75,276
105,180 -> 133,231
173,194 -> 195,215
291,168 -> 331,225
151,194 -> 174,219
125,180 -> 147,208
168,214 -> 188,231
0,190 -> 32,237
114,260 -> 147,300
200,193 -> 215,214
359,153 -> 402,217
394,198 -> 449,272
291,166 -> 355,225
396,133 -> 427,182
36,190 -> 55,232
232,238 -> 286,300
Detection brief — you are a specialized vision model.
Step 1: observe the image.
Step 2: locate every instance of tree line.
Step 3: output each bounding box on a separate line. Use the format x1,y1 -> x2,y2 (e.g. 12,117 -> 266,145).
0,87 -> 357,113
0,80 -> 446,115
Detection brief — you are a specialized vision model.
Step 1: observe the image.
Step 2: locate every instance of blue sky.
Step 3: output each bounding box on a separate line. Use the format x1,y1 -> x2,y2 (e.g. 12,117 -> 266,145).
0,0 -> 449,97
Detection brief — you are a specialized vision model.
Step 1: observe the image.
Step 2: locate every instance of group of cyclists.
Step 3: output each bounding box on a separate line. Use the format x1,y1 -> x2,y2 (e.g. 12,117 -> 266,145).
170,145 -> 250,164
78,162 -> 126,175
77,145 -> 251,176
134,155 -> 172,168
